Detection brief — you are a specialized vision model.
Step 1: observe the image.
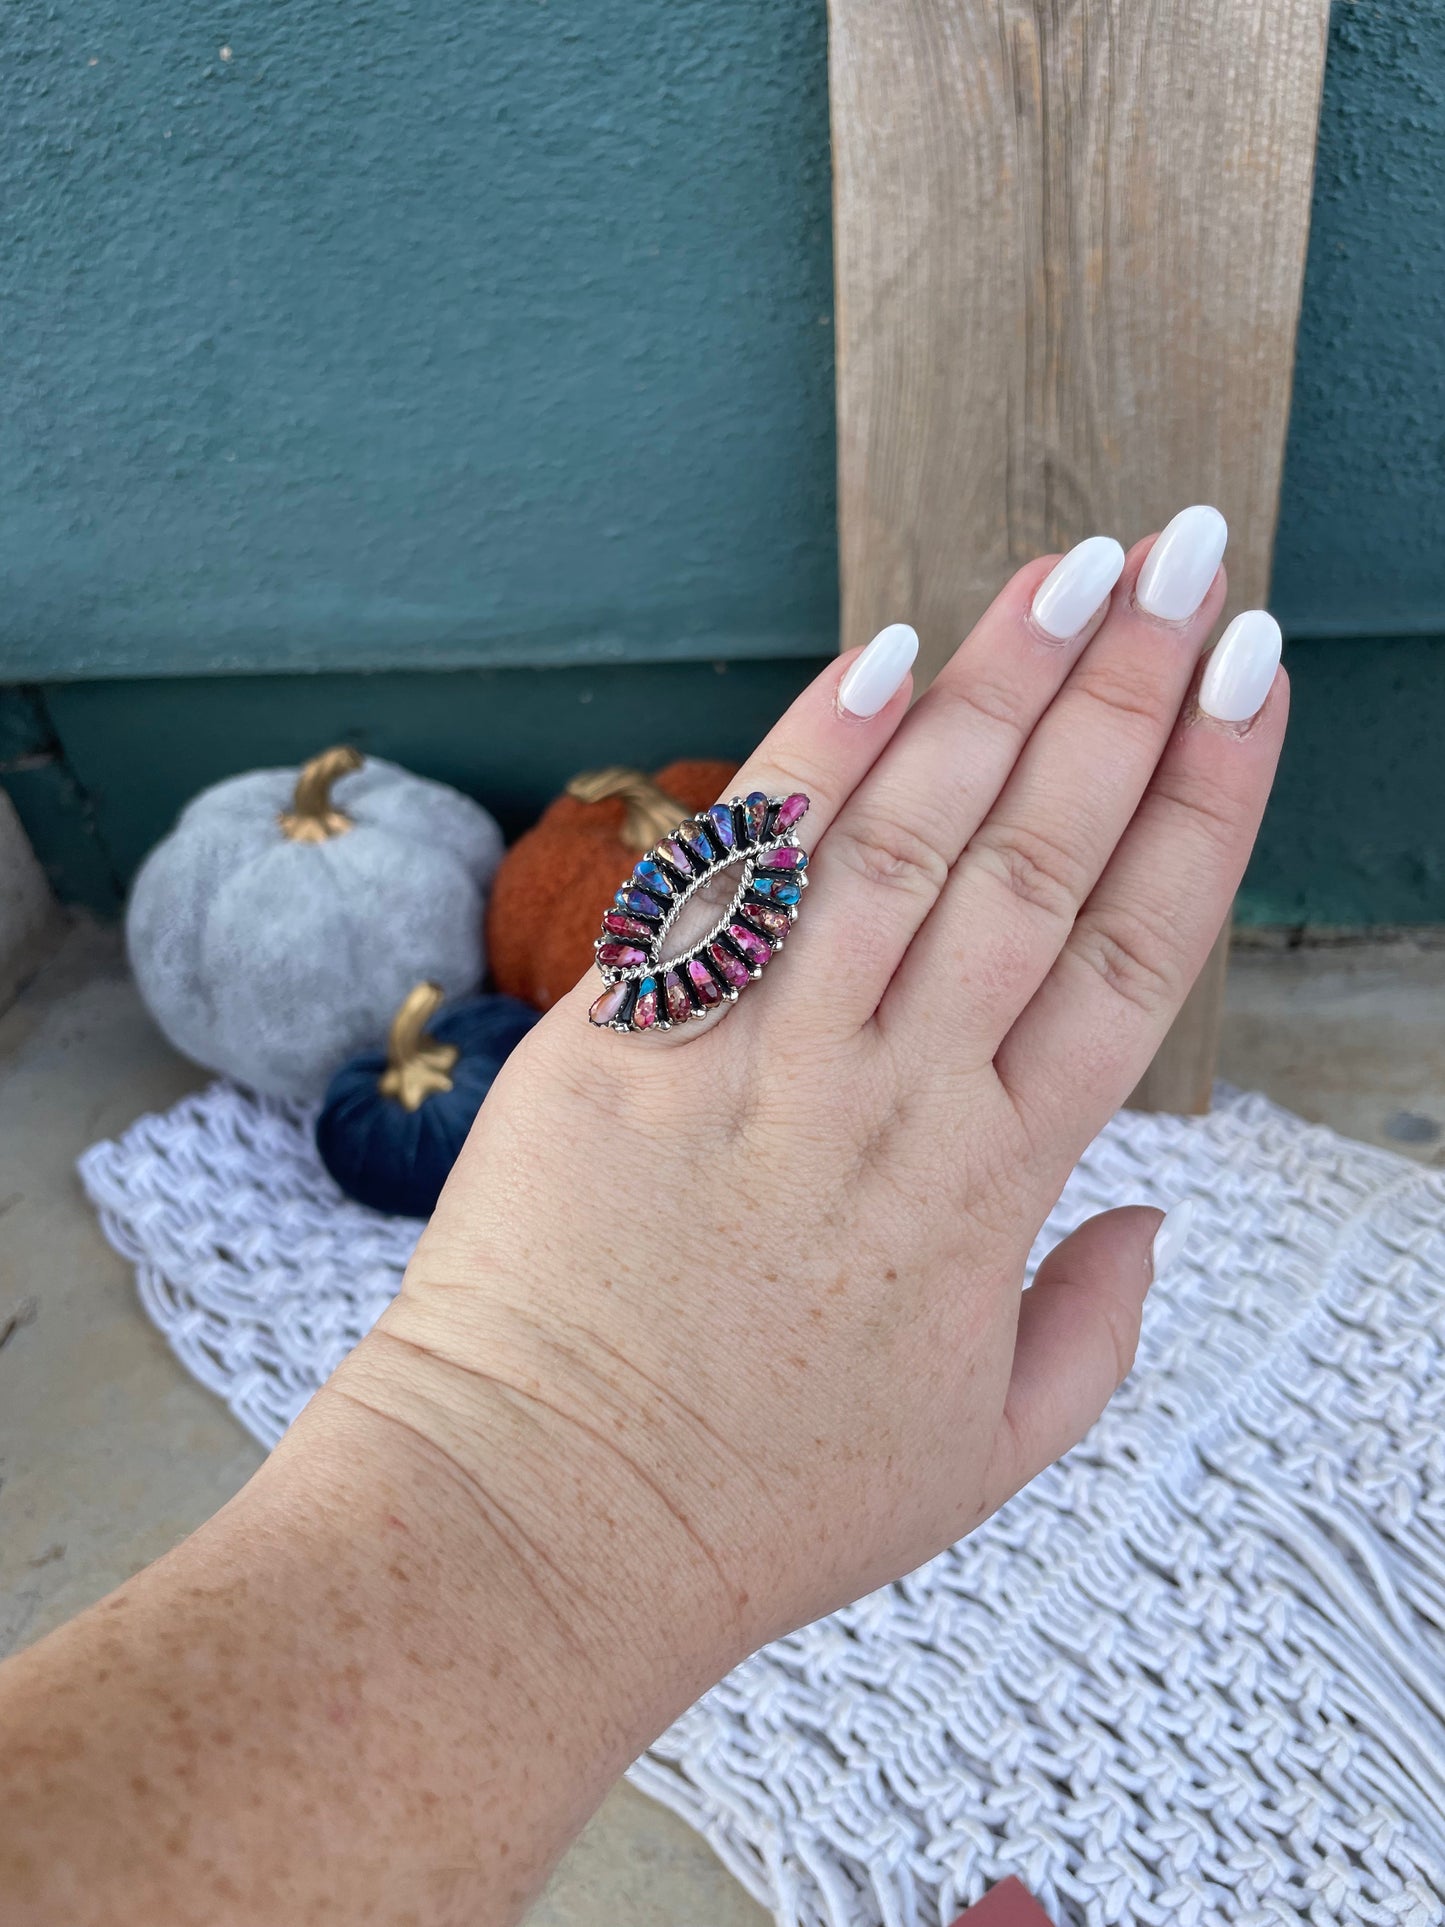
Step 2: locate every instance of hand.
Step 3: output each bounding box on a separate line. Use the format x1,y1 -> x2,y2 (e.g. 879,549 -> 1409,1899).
0,518 -> 1287,1927
337,517 -> 1286,1680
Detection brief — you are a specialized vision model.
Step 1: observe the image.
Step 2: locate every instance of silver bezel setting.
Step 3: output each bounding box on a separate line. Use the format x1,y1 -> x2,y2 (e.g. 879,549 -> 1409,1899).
590,799 -> 808,1032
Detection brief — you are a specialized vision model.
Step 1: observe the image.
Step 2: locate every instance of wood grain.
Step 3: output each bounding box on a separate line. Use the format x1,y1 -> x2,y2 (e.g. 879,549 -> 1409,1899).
828,0 -> 1329,1111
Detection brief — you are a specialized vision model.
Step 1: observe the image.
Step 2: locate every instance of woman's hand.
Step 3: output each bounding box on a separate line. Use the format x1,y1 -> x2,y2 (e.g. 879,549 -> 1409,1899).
340,509 -> 1281,1785
0,514 -> 1287,1926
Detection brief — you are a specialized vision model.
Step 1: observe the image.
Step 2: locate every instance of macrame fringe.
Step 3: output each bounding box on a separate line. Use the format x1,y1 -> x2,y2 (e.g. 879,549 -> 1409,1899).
79,1085 -> 1445,1925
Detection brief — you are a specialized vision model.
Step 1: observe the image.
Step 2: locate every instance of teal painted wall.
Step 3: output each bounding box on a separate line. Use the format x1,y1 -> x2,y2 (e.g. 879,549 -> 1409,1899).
0,0 -> 837,678
2,1 -> 1443,923
1274,2 -> 1445,639
7,634 -> 1440,927
11,658 -> 826,903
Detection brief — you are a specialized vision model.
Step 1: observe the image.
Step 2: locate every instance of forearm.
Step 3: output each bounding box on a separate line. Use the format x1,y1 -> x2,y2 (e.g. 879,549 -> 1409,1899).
0,1327 -> 730,1926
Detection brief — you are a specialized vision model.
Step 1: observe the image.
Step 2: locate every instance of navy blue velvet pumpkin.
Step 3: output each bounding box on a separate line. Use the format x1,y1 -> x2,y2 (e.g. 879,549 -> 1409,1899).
315,984 -> 539,1218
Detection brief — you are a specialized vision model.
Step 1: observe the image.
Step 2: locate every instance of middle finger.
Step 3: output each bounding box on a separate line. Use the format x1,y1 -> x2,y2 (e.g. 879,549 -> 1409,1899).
795,533 -> 1127,1034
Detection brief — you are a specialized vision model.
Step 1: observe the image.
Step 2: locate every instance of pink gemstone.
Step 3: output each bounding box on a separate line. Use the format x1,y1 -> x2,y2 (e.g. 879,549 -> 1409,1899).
757,847 -> 804,870
588,982 -> 629,1027
597,940 -> 648,969
740,900 -> 790,939
728,924 -> 771,969
708,942 -> 750,989
664,969 -> 691,1022
774,793 -> 809,832
604,910 -> 656,940
658,838 -> 698,877
633,981 -> 660,1029
687,958 -> 723,1006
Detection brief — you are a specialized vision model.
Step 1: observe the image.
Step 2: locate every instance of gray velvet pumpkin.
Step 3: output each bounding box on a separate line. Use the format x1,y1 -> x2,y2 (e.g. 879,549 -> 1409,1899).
127,747 -> 504,1100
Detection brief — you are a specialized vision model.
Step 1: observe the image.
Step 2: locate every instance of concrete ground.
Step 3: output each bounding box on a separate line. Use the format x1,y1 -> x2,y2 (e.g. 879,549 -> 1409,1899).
2,920 -> 1442,1922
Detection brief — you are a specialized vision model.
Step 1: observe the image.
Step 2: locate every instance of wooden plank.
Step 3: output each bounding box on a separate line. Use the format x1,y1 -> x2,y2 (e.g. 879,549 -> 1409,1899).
1128,923 -> 1231,1116
828,0 -> 1329,1111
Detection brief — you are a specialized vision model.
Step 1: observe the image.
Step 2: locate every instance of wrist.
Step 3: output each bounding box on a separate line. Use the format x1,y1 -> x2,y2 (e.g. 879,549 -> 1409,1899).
216,1324 -> 731,1923
308,1285 -> 750,1756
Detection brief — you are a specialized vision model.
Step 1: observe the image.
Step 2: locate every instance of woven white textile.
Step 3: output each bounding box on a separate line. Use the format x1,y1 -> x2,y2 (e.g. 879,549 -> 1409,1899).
79,1082 -> 1445,1926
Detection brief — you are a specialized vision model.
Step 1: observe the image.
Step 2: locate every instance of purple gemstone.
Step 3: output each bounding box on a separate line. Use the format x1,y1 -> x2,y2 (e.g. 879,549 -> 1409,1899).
680,821 -> 716,867
604,910 -> 656,940
757,847 -> 806,870
774,793 -> 809,832
728,923 -> 771,969
687,958 -> 723,1007
664,969 -> 692,1023
742,791 -> 769,841
708,941 -> 750,989
658,838 -> 700,877
706,804 -> 735,850
632,978 -> 660,1029
588,982 -> 630,1027
738,900 -> 790,940
616,887 -> 666,919
749,877 -> 801,904
597,940 -> 648,969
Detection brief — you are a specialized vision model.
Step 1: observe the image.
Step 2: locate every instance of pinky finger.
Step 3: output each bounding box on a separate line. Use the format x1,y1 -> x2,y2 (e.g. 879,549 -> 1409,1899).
997,616 -> 1288,1143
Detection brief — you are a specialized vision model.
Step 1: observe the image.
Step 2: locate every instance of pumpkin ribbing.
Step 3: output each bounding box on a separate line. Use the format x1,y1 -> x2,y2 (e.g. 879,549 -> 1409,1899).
128,750 -> 503,1099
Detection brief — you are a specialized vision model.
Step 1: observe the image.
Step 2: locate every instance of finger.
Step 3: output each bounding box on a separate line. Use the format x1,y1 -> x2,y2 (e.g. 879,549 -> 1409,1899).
721,620 -> 919,838
793,538 -> 1127,1034
997,614 -> 1288,1138
563,625 -> 918,1031
984,1201 -> 1194,1510
881,506 -> 1230,1065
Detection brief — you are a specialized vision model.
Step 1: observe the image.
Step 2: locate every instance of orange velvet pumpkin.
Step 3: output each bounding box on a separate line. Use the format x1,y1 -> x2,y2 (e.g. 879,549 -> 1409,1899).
486,760 -> 739,1010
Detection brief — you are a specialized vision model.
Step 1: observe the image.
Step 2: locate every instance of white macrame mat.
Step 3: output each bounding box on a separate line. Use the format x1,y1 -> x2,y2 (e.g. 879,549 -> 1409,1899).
79,1083 -> 1445,1927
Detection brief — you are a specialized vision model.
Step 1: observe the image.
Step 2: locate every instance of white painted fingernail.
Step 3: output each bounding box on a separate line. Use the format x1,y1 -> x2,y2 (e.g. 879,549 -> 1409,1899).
1151,1198 -> 1197,1278
1198,610 -> 1282,724
1136,505 -> 1228,621
1030,536 -> 1126,641
838,622 -> 919,719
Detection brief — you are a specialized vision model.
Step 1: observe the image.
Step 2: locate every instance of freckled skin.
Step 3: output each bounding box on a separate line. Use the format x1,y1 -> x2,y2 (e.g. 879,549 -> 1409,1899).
0,551 -> 1285,1923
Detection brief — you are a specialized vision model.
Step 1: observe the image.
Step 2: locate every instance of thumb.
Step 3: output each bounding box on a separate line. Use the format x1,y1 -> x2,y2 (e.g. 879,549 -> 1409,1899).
986,1199 -> 1195,1509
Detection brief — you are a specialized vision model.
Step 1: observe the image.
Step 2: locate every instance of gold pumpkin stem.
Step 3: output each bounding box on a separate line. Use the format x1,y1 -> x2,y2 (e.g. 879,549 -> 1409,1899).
378,983 -> 460,1112
565,766 -> 689,854
279,745 -> 365,843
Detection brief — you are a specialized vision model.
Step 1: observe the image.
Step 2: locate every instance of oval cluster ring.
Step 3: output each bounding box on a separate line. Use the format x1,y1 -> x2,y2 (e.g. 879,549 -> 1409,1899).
587,791 -> 810,1032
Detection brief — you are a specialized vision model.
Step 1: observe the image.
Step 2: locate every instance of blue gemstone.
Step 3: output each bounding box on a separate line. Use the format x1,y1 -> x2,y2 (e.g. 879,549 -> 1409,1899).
749,878 -> 801,905
743,791 -> 769,840
706,804 -> 735,849
616,887 -> 666,918
632,860 -> 673,899
680,822 -> 716,866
